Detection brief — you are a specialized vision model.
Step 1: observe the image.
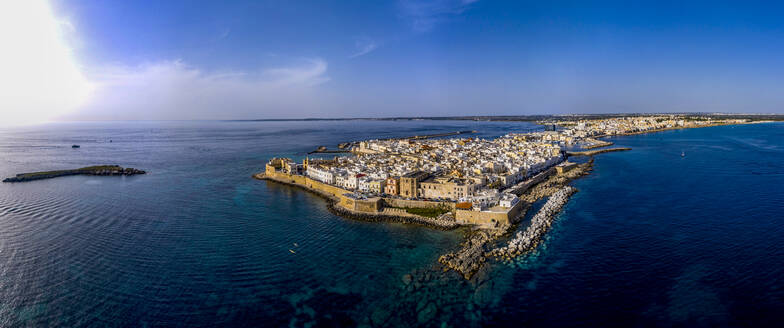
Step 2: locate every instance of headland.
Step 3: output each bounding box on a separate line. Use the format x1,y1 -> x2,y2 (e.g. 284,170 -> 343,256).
255,114 -> 755,278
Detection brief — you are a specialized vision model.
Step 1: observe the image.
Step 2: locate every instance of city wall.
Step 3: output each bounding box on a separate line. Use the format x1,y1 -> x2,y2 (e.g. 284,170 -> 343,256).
265,169 -> 348,200
340,197 -> 382,212
455,200 -> 523,228
263,168 -> 525,229
382,198 -> 456,210
506,167 -> 555,195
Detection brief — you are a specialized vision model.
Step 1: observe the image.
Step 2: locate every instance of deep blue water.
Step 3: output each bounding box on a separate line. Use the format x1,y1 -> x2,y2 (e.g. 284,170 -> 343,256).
0,120 -> 782,327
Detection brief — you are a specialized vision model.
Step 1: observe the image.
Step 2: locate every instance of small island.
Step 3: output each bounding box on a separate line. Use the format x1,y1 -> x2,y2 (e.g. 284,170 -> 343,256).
3,165 -> 146,183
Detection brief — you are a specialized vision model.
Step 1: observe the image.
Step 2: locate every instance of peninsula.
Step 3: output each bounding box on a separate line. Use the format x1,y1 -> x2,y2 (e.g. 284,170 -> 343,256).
256,115 -> 753,278
3,165 -> 146,183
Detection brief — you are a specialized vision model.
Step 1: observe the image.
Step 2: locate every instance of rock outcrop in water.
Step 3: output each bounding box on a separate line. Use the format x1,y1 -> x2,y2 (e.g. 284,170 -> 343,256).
439,230 -> 495,279
3,165 -> 146,183
492,186 -> 576,259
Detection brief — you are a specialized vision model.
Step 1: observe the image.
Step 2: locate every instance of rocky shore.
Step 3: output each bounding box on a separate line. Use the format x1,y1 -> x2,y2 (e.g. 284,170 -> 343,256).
438,160 -> 592,279
492,186 -> 577,260
328,201 -> 458,229
519,159 -> 592,203
3,165 -> 146,183
438,229 -> 495,279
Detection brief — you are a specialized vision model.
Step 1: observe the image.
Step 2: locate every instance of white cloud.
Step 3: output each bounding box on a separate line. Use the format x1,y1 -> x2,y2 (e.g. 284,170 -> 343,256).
0,0 -> 93,125
68,58 -> 330,120
349,38 -> 379,58
398,0 -> 479,32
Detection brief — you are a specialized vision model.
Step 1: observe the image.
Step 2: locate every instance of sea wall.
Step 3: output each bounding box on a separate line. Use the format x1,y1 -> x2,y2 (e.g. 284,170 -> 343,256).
383,198 -> 455,210
504,167 -> 555,195
329,204 -> 458,229
265,169 -> 348,200
566,147 -> 631,157
455,200 -> 523,228
256,172 -> 458,229
340,197 -> 382,212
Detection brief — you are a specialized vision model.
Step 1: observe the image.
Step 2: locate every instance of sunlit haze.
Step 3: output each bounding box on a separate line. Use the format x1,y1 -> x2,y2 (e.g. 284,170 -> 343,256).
0,0 -> 93,125
2,0 -> 784,123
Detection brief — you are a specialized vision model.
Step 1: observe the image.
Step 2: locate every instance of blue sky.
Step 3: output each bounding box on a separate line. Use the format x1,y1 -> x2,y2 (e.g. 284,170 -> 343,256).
5,0 -> 784,121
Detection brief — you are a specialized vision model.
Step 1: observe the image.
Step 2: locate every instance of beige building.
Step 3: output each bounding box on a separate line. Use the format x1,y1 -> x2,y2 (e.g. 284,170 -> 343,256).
419,178 -> 477,200
384,177 -> 399,195
399,177 -> 417,198
399,171 -> 429,198
555,161 -> 577,174
369,180 -> 386,194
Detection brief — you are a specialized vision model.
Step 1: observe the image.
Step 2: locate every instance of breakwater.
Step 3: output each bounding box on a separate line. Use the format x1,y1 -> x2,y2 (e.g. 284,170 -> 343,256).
3,165 -> 146,183
440,161 -> 591,279
519,159 -> 592,203
567,147 -> 631,157
492,186 -> 577,260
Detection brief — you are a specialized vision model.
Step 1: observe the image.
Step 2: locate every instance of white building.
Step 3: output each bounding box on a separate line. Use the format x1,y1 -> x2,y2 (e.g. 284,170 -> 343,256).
307,166 -> 335,184
499,193 -> 520,208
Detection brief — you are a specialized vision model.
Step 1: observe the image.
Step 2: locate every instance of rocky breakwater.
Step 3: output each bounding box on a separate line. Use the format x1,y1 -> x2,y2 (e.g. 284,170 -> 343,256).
3,165 -> 146,183
520,159 -> 592,203
567,147 -> 631,157
492,186 -> 577,260
439,230 -> 493,279
438,227 -> 512,279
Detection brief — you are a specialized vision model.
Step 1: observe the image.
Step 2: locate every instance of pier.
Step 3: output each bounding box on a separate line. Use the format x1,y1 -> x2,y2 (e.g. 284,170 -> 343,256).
566,147 -> 631,157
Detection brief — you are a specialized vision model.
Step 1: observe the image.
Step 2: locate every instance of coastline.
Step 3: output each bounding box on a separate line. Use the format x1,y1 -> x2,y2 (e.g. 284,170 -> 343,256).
253,120 -> 757,279
594,121 -> 759,138
567,147 -> 632,157
254,173 -> 459,230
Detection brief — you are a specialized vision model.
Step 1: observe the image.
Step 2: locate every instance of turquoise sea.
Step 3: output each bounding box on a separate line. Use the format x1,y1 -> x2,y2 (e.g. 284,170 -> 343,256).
0,120 -> 782,327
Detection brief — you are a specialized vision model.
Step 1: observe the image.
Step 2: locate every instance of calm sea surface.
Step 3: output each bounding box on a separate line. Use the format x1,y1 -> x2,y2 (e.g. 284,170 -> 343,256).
0,120 -> 782,327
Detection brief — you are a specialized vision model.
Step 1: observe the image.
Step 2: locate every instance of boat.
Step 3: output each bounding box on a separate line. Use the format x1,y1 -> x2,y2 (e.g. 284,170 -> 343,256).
72,145 -> 80,148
